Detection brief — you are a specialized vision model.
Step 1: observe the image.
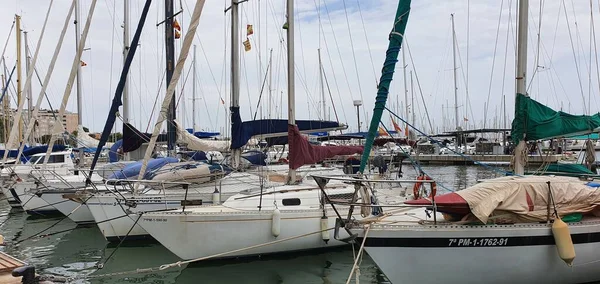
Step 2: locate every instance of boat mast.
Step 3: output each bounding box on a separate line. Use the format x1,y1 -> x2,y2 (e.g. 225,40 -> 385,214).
230,0 -> 241,168
451,13 -> 459,152
268,48 -> 272,119
318,48 -> 326,120
16,15 -> 22,141
165,0 -> 177,155
23,31 -> 32,144
410,70 -> 415,135
286,0 -> 296,184
75,1 -> 83,127
192,44 -> 197,132
402,43 -> 409,138
514,0 -> 529,175
123,0 -> 130,160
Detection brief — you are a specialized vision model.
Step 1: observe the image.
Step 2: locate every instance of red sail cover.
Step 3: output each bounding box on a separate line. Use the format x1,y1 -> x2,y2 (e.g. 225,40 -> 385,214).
288,124 -> 363,170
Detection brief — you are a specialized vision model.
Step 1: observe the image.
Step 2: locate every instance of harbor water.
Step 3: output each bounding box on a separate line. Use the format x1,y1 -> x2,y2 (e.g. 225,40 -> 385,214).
0,165 -> 503,283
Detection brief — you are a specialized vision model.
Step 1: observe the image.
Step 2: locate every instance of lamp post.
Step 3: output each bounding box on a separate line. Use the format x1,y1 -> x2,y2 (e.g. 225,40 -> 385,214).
354,100 -> 362,145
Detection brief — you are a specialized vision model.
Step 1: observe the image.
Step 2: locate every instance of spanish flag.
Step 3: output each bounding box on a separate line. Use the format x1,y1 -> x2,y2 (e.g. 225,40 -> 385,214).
378,126 -> 387,136
243,38 -> 251,52
247,24 -> 254,36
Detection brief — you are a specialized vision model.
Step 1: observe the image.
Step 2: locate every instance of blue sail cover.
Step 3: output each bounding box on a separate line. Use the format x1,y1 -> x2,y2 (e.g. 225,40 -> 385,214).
230,106 -> 342,149
109,157 -> 178,180
194,131 -> 220,138
109,139 -> 123,163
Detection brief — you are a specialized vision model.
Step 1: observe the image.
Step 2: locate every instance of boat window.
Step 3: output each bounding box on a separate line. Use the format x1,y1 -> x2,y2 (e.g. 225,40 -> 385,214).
282,198 -> 301,206
29,156 -> 43,165
47,155 -> 65,164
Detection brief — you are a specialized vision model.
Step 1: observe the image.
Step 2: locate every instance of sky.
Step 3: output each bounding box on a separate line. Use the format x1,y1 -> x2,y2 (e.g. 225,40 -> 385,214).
0,0 -> 596,136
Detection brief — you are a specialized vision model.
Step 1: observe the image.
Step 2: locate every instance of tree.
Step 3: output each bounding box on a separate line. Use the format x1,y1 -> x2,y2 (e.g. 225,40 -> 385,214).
108,132 -> 123,142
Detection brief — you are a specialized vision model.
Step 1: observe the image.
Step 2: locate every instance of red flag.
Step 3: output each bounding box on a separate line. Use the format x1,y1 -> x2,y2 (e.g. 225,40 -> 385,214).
246,24 -> 254,36
391,116 -> 402,133
173,19 -> 181,31
80,60 -> 87,67
175,29 -> 181,39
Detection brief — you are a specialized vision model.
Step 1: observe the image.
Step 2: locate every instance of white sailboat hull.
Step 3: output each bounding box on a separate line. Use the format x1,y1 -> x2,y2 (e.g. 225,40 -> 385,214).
356,220 -> 600,284
138,208 -> 349,260
38,191 -> 94,224
86,191 -> 227,242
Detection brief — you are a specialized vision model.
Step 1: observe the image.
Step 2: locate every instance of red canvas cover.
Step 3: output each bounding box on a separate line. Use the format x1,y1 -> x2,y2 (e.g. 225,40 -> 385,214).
288,124 -> 363,170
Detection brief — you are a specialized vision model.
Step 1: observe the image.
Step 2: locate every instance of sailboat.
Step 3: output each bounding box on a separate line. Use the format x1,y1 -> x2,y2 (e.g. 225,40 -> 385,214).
312,1 -> 600,283
134,0 -> 369,259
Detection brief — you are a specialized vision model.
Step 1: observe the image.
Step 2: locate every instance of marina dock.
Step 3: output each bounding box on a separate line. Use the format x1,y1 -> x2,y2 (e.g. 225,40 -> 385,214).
409,154 -> 562,166
0,252 -> 25,283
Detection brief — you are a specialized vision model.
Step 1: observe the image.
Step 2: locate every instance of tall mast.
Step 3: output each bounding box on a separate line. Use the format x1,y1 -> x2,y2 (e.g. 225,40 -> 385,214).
402,42 -> 409,137
514,0 -> 528,175
23,31 -> 32,137
75,1 -> 83,126
451,13 -> 459,152
122,0 -> 130,160
410,70 -> 415,134
231,0 -> 242,168
16,15 -> 22,141
192,44 -> 197,131
286,0 -> 296,183
123,0 -> 130,125
268,48 -> 272,119
318,48 -> 326,119
165,0 -> 177,155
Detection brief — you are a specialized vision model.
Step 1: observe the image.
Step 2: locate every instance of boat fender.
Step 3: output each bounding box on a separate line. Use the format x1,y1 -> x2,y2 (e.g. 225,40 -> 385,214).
321,216 -> 330,244
272,209 -> 281,237
212,188 -> 220,205
552,218 -> 576,266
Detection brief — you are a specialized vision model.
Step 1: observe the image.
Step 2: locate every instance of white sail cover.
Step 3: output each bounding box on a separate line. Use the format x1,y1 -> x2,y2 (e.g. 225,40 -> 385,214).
174,120 -> 228,152
76,125 -> 113,148
457,175 -> 600,223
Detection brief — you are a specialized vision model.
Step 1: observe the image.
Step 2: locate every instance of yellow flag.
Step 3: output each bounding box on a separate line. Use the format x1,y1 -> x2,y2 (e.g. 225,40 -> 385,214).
243,38 -> 251,52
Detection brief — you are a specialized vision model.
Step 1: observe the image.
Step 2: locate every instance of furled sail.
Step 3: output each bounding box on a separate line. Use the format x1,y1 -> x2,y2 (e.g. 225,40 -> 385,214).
174,120 -> 228,152
77,125 -> 113,148
88,0 -> 152,176
288,124 -> 363,170
512,93 -> 600,143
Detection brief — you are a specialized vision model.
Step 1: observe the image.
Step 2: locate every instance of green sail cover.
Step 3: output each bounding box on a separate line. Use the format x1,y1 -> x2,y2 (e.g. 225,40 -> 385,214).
543,164 -> 594,175
512,93 -> 600,143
